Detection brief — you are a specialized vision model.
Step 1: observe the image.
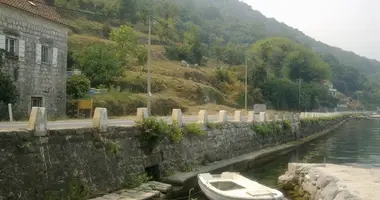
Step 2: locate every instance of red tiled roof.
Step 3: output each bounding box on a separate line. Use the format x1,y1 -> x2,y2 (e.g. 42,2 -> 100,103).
0,0 -> 67,25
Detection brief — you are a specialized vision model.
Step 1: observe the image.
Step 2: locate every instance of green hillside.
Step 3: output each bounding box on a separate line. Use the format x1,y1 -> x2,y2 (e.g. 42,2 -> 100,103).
56,0 -> 379,115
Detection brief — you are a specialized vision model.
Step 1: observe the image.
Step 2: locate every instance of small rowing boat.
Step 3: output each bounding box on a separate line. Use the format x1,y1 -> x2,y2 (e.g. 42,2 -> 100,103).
198,172 -> 284,200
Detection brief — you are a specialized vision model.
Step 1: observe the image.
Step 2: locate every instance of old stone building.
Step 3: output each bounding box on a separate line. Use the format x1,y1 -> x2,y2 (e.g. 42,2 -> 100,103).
0,0 -> 68,118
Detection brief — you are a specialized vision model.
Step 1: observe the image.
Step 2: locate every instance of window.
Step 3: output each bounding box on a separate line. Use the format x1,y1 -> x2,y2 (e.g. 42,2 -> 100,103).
31,97 -> 43,108
5,37 -> 17,55
41,45 -> 52,63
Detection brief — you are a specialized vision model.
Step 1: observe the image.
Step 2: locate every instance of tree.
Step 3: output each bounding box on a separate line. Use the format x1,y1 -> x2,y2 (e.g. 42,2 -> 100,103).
66,75 -> 91,99
76,43 -> 123,87
0,50 -> 19,119
110,25 -> 147,66
251,37 -> 331,83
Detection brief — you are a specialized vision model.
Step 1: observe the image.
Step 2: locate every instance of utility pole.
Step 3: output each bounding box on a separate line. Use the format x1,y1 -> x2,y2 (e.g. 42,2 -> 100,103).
245,57 -> 248,111
298,78 -> 302,112
147,15 -> 152,115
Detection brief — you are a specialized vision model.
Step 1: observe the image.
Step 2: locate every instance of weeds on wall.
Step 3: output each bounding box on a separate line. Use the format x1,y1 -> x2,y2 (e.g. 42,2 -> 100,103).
136,117 -> 205,153
282,120 -> 292,130
64,177 -> 89,200
251,122 -> 286,136
300,116 -> 340,127
90,131 -> 121,156
123,173 -> 151,189
183,123 -> 205,136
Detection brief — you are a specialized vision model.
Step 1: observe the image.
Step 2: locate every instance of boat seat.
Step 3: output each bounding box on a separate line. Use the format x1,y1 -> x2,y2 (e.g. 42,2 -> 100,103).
221,172 -> 235,179
246,189 -> 275,197
201,173 -> 213,181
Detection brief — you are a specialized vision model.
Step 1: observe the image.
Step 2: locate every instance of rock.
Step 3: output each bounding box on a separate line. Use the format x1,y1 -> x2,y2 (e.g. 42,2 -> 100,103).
334,190 -> 358,200
278,172 -> 296,190
320,181 -> 339,200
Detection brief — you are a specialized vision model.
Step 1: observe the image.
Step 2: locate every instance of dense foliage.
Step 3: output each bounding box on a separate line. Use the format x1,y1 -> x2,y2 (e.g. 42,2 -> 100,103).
55,0 -> 380,110
66,75 -> 91,99
0,50 -> 19,120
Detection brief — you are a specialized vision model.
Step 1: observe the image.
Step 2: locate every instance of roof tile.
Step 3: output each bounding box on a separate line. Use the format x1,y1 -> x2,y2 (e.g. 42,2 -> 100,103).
0,0 -> 67,25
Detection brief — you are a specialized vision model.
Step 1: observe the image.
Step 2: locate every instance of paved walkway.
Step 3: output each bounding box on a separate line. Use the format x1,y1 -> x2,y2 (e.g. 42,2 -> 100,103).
89,181 -> 172,200
0,115 -> 248,130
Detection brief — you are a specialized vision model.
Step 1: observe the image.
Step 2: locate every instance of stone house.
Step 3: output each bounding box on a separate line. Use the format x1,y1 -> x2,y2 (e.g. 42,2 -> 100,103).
0,0 -> 68,118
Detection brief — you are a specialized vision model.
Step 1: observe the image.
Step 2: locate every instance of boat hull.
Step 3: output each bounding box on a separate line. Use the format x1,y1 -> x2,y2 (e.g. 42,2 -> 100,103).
197,172 -> 285,200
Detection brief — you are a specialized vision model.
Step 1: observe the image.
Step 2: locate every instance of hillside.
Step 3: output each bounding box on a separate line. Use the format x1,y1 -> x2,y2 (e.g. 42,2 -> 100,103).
56,0 -> 380,115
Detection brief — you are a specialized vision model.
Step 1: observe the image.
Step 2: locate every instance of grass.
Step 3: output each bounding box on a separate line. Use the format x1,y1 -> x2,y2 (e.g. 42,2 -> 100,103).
65,18 -> 256,117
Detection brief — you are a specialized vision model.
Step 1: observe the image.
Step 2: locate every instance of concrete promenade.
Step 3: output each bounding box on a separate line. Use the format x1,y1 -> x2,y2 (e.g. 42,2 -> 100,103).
0,115 -> 245,130
0,106 -> 358,134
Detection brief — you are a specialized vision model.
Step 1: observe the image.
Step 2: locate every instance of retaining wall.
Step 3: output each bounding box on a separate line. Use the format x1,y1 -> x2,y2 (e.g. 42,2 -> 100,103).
0,107 -> 354,199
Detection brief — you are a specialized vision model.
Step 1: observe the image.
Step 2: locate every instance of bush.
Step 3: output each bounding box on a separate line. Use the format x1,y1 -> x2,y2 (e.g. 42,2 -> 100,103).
136,117 -> 183,152
66,75 -> 91,99
183,123 -> 205,136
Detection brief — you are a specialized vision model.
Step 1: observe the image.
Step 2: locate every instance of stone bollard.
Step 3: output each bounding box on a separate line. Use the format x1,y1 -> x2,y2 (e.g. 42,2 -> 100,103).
259,112 -> 266,122
253,113 -> 260,122
93,107 -> 108,132
274,114 -> 279,121
198,110 -> 208,124
234,110 -> 242,122
172,109 -> 182,126
247,111 -> 254,122
28,107 -> 47,136
136,107 -> 148,122
218,110 -> 228,122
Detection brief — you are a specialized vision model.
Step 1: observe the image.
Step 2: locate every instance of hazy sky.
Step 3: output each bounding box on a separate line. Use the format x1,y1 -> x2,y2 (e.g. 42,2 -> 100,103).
242,0 -> 380,60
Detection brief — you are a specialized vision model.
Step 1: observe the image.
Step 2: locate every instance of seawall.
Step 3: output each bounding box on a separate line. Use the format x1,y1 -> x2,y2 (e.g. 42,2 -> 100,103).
278,163 -> 380,200
0,107 -> 353,199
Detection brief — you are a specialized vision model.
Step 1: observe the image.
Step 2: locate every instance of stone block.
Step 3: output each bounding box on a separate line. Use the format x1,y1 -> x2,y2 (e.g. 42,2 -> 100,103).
93,107 -> 108,132
234,110 -> 242,122
259,112 -> 266,122
274,114 -> 279,121
218,110 -> 228,122
247,111 -> 254,122
253,113 -> 260,122
198,110 -> 208,124
27,107 -> 47,136
136,108 -> 148,122
172,109 -> 182,126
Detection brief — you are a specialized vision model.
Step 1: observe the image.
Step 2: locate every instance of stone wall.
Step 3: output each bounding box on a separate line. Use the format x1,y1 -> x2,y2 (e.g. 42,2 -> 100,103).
0,4 -> 68,117
0,109 -> 349,200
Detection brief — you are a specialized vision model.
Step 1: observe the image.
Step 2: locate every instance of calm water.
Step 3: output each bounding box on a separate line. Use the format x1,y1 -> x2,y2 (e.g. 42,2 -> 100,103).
193,119 -> 380,199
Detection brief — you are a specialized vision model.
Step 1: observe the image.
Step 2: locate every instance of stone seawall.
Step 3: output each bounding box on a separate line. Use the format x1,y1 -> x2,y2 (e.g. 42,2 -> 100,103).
0,116 -> 349,199
278,163 -> 380,200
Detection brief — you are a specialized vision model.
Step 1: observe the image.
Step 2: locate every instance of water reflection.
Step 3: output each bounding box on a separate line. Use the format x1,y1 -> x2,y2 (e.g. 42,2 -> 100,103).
193,119 -> 380,199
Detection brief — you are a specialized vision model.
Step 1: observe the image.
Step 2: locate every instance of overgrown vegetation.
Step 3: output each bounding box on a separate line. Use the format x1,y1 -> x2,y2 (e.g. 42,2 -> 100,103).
0,50 -> 19,121
123,173 -> 151,189
58,0 -> 380,114
183,123 -> 205,136
136,117 -> 205,152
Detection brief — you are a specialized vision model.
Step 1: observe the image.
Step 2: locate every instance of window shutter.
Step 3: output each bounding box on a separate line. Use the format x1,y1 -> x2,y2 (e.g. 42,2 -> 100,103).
19,40 -> 25,61
52,47 -> 58,67
36,43 -> 41,64
0,35 -> 5,50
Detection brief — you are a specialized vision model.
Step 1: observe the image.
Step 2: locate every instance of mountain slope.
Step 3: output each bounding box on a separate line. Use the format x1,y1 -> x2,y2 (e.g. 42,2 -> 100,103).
184,0 -> 380,78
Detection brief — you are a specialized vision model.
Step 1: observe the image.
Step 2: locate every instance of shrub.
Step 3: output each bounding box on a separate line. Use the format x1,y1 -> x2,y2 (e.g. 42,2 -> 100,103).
283,120 -> 292,130
136,117 -> 184,152
66,75 -> 91,99
252,124 -> 271,135
183,123 -> 205,136
136,117 -> 169,152
124,173 -> 151,189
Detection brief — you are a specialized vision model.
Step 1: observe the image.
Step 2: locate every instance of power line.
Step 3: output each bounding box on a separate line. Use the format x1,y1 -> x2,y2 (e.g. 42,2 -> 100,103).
31,0 -> 107,16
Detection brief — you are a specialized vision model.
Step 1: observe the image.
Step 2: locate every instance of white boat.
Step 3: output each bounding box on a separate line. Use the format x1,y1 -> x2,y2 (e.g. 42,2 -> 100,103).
198,172 -> 284,200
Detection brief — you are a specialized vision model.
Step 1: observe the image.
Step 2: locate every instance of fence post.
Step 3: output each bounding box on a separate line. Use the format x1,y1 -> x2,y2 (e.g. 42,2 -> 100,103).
8,103 -> 13,122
